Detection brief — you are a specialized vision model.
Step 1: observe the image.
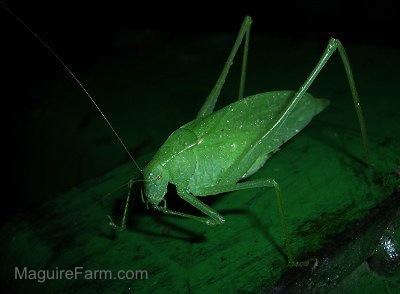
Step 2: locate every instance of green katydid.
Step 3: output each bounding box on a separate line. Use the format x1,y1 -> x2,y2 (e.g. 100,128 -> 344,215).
107,16 -> 370,265
8,7 -> 370,265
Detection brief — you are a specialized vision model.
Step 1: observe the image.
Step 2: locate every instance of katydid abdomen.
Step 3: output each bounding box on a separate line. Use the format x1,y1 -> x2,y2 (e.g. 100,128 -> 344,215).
144,90 -> 328,204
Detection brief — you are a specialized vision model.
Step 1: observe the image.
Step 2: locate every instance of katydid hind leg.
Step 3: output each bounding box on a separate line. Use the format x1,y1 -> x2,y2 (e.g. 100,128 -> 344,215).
196,16 -> 252,118
279,38 -> 370,165
238,20 -> 250,101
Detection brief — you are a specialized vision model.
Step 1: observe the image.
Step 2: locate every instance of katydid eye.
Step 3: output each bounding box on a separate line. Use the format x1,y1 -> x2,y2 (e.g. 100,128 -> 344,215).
156,175 -> 161,180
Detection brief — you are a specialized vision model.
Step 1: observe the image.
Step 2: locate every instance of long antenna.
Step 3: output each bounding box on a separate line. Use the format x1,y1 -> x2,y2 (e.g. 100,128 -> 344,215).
2,1 -> 143,173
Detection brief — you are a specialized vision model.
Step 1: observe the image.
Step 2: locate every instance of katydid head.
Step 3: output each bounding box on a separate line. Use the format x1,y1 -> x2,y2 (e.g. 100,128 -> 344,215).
143,164 -> 170,207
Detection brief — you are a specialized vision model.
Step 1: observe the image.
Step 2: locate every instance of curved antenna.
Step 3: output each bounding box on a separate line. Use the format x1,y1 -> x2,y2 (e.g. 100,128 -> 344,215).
2,1 -> 143,173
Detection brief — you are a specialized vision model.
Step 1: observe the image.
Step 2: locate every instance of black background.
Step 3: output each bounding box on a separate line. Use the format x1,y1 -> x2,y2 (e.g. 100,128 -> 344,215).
3,1 -> 398,104
4,0 -> 399,63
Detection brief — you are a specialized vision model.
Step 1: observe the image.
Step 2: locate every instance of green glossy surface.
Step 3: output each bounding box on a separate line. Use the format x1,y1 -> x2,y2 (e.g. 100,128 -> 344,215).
8,30 -> 399,293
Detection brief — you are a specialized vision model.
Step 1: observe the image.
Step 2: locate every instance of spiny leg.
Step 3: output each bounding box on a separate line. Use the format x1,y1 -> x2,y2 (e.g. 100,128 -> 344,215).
336,40 -> 370,165
275,38 -> 370,166
152,197 -> 225,226
197,16 -> 252,118
108,179 -> 135,231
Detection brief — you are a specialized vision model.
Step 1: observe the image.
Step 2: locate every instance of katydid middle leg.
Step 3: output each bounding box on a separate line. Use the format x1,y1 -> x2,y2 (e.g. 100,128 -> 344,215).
150,173 -> 312,266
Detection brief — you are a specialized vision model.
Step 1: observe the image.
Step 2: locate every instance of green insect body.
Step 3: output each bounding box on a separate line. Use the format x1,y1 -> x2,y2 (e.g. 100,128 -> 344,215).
144,91 -> 329,224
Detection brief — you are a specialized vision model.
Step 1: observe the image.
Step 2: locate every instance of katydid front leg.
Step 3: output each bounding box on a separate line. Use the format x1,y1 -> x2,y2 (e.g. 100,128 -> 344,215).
108,179 -> 135,231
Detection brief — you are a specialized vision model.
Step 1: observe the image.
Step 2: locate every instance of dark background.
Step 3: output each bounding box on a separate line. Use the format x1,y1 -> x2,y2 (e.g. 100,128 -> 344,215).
4,0 -> 398,98
4,0 -> 399,65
